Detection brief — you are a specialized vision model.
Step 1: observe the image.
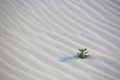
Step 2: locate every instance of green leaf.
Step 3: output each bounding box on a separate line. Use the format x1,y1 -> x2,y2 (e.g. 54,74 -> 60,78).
77,48 -> 88,59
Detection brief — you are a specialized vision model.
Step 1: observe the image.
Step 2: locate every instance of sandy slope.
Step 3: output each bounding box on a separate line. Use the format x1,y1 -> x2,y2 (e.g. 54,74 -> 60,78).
0,0 -> 120,80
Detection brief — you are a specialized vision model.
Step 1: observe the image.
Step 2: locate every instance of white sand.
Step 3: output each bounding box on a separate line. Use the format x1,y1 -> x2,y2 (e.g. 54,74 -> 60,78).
0,0 -> 120,80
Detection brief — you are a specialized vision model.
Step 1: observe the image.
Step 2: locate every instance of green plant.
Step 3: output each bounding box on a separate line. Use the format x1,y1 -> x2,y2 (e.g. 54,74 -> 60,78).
77,48 -> 88,58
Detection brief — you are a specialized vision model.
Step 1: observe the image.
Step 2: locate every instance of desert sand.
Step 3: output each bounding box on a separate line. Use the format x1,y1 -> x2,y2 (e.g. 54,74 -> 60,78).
0,0 -> 120,80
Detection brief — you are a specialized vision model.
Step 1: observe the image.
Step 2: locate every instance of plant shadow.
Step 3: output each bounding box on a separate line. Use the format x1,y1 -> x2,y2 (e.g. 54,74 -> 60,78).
60,54 -> 91,62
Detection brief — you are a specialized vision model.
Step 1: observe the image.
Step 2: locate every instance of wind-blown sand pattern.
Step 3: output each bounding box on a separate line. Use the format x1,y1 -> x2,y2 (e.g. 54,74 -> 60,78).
0,0 -> 120,80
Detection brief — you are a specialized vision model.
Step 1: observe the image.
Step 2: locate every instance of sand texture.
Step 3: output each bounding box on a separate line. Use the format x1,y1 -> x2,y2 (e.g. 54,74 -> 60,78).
0,0 -> 120,80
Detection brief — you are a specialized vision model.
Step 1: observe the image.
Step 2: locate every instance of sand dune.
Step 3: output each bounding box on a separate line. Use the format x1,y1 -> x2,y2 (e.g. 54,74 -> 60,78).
0,0 -> 120,80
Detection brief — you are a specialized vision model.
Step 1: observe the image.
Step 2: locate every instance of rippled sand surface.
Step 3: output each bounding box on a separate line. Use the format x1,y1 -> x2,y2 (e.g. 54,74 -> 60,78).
0,0 -> 120,80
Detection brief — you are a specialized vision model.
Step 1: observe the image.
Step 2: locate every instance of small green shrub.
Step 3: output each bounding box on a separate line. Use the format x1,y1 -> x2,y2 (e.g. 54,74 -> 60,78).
77,48 -> 88,58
